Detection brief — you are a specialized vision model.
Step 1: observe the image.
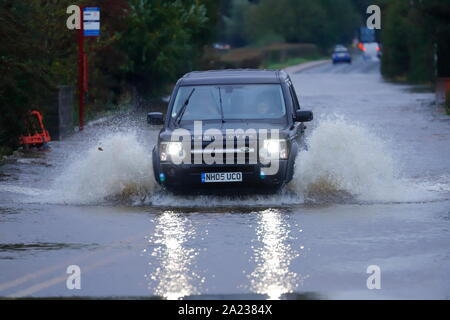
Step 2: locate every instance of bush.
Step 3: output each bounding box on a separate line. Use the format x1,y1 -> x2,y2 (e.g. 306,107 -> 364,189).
244,0 -> 361,49
218,47 -> 264,69
263,43 -> 319,62
217,43 -> 320,69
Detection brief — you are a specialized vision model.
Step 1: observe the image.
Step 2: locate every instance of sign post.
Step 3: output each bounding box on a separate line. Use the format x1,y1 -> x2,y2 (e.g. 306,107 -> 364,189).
78,6 -> 84,131
83,7 -> 100,36
359,27 -> 376,43
78,7 -> 100,131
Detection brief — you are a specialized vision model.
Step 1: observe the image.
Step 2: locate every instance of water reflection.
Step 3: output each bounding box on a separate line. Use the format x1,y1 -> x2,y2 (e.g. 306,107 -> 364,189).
145,211 -> 201,300
249,209 -> 300,300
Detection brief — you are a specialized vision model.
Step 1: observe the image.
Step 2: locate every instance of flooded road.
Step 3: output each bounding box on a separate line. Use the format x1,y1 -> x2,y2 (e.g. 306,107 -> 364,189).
1,57 -> 449,299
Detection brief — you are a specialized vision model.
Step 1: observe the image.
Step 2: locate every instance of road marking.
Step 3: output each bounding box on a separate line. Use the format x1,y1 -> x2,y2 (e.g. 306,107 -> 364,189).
0,231 -> 148,295
7,250 -> 132,297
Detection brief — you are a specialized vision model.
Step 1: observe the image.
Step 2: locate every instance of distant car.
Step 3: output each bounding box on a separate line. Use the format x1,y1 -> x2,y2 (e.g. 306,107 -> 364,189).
332,47 -> 352,64
359,42 -> 380,60
212,43 -> 231,51
147,69 -> 313,194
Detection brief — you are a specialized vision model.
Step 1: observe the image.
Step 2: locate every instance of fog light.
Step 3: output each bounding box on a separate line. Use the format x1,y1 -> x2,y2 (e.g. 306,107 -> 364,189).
260,170 -> 266,180
159,173 -> 166,182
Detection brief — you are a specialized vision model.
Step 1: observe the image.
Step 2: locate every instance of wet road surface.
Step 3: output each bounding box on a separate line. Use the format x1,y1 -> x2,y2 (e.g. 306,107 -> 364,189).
0,56 -> 449,299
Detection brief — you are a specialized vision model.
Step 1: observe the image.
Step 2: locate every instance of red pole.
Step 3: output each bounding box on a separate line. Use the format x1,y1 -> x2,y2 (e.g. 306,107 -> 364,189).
83,53 -> 88,92
78,6 -> 85,131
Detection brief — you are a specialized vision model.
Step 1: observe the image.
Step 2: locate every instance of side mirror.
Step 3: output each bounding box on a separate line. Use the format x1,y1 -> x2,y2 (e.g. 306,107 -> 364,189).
294,110 -> 313,122
147,112 -> 164,125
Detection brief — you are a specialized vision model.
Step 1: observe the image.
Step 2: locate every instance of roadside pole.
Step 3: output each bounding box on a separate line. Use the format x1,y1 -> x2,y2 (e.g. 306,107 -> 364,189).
77,7 -> 100,131
78,6 -> 85,131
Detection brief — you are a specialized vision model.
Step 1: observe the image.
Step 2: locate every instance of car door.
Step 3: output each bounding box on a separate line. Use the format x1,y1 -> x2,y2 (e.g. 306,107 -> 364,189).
287,80 -> 305,143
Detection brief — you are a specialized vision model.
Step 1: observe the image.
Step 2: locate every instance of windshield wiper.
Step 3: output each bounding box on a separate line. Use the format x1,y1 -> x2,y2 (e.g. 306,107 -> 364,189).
218,87 -> 225,124
173,88 -> 195,126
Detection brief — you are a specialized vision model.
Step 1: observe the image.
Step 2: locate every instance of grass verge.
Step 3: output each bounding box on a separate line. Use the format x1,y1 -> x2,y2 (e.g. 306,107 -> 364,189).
262,56 -> 327,70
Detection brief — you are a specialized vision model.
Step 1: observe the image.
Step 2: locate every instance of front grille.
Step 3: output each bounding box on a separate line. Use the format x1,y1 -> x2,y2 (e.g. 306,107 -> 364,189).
187,165 -> 256,174
188,137 -> 257,165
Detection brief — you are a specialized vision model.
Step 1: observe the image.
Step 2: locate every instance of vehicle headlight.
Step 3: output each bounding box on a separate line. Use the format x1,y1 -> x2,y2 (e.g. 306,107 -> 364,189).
260,139 -> 288,161
160,142 -> 183,161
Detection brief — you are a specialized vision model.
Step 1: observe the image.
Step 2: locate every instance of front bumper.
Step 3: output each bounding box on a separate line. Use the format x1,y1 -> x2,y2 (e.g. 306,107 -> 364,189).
157,161 -> 289,194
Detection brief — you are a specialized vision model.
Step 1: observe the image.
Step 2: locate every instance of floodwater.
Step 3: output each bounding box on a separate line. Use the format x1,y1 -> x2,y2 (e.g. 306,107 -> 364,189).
0,56 -> 449,299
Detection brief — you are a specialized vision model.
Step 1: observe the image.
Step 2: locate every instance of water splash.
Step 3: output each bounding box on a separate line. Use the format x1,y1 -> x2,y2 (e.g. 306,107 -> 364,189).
38,117 -> 447,206
147,192 -> 303,208
52,132 -> 157,204
288,117 -> 435,203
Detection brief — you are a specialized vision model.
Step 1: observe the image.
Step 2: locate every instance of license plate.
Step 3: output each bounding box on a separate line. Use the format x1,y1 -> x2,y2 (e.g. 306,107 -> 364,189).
201,172 -> 242,183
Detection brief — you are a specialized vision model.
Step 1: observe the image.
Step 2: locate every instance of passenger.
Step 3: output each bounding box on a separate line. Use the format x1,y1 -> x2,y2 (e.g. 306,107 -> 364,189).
255,91 -> 277,116
257,101 -> 270,115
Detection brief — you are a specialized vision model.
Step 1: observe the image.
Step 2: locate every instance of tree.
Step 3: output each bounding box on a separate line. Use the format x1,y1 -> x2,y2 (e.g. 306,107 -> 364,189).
417,0 -> 450,77
118,0 -> 212,97
0,0 -> 219,151
380,0 -> 450,82
380,0 -> 411,80
0,0 -> 78,148
222,0 -> 251,47
244,0 -> 360,48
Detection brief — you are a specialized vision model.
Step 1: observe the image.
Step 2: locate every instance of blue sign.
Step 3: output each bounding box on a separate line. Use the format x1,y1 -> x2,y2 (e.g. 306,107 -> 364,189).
359,27 -> 375,43
83,7 -> 100,37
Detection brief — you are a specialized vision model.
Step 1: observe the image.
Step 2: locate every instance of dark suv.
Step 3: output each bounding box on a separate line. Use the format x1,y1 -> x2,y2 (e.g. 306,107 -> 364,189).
148,69 -> 313,194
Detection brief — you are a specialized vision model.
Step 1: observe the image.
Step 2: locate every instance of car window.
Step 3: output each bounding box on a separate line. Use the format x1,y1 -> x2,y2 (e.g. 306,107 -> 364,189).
172,86 -> 221,120
171,84 -> 286,121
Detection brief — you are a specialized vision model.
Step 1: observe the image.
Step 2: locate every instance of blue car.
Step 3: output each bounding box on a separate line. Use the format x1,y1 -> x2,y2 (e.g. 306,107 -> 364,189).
332,46 -> 352,64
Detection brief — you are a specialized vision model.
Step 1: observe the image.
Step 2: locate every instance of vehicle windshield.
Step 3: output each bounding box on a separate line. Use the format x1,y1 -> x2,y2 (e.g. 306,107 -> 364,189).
171,84 -> 286,121
335,48 -> 348,53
